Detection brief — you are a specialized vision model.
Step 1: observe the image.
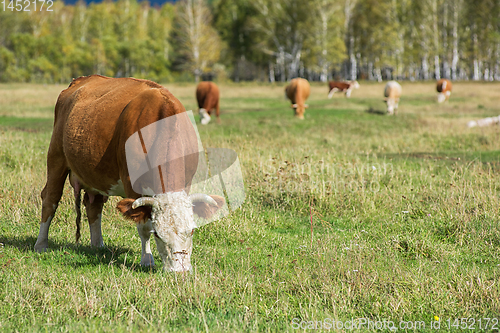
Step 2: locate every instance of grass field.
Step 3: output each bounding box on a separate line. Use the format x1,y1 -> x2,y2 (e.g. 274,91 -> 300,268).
1,80 -> 500,332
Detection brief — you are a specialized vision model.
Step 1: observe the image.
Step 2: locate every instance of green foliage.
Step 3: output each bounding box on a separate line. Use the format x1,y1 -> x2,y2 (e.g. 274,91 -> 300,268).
0,0 -> 175,83
0,0 -> 500,82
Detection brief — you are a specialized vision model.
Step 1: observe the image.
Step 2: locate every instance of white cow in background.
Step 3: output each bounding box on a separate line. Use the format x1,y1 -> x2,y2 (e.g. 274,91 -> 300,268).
384,81 -> 402,115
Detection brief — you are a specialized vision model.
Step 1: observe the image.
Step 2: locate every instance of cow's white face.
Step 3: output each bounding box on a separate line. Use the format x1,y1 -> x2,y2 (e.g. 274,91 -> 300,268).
437,93 -> 446,103
150,191 -> 196,272
121,191 -> 223,273
386,98 -> 398,115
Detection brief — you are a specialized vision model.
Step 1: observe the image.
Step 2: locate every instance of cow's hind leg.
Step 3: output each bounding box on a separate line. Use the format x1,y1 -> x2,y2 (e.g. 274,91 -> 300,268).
83,192 -> 107,247
35,161 -> 69,252
215,100 -> 221,124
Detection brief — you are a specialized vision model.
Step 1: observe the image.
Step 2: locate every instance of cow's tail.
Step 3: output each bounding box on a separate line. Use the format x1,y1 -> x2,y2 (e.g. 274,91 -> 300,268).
75,188 -> 82,243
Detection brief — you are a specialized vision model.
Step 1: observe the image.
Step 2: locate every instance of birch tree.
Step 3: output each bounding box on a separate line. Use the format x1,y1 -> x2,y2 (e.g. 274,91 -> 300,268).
175,0 -> 223,81
305,0 -> 345,82
251,0 -> 311,81
344,0 -> 358,80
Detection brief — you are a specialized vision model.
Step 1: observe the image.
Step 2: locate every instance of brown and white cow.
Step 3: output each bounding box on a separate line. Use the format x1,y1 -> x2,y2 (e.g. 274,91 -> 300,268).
437,78 -> 452,103
327,80 -> 360,98
285,78 -> 310,119
384,81 -> 402,115
196,81 -> 220,125
34,75 -> 225,272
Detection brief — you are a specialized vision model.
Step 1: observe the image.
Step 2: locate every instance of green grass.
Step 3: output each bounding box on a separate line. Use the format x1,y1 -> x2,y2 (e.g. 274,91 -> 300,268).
1,81 -> 500,332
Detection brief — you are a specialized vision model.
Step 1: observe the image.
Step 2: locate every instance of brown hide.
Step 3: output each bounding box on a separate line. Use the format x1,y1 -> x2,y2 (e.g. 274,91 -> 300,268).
436,79 -> 452,93
328,81 -> 350,92
41,75 -> 199,226
285,78 -> 310,119
196,81 -> 220,118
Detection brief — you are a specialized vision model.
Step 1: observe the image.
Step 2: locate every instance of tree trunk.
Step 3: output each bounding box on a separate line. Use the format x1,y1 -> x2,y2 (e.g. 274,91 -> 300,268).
433,1 -> 440,80
495,43 -> 500,80
434,55 -> 440,80
472,30 -> 480,81
422,55 -> 429,80
269,62 -> 275,83
350,51 -> 357,81
451,0 -> 459,80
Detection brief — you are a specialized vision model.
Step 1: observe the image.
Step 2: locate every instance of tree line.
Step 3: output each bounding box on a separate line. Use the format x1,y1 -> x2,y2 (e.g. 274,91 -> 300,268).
0,0 -> 499,83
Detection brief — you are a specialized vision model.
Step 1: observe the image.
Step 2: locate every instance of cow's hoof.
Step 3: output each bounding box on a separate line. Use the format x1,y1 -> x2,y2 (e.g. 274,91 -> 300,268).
91,239 -> 105,248
140,254 -> 155,267
34,241 -> 48,253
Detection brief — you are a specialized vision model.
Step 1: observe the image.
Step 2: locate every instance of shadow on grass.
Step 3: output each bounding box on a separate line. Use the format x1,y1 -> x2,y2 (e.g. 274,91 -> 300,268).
365,107 -> 387,115
383,150 -> 500,162
0,235 -> 157,272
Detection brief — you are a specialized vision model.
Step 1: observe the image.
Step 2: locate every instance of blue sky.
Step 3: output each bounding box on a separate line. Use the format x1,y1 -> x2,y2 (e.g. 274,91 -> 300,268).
63,0 -> 175,5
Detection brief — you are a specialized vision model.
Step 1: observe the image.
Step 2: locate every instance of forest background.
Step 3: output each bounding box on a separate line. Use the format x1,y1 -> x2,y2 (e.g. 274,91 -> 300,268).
0,0 -> 498,83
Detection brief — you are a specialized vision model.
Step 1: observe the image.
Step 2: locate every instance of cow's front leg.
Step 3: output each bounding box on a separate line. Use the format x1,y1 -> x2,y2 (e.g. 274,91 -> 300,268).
84,192 -> 106,247
137,221 -> 155,267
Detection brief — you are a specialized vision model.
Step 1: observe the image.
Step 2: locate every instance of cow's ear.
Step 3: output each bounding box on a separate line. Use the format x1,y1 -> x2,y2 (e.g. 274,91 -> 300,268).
291,104 -> 298,108
117,198 -> 152,223
304,104 -> 309,108
193,195 -> 225,221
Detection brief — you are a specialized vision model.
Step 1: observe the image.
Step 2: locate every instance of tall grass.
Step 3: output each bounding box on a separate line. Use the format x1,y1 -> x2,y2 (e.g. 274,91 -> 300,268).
1,81 -> 500,332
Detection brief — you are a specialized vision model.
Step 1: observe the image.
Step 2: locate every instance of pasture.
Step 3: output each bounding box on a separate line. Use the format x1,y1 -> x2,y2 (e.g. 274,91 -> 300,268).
1,81 -> 500,332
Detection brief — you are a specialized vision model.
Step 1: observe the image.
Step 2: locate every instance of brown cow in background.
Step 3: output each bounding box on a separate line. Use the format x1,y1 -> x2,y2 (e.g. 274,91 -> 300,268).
436,79 -> 452,103
196,81 -> 220,125
285,78 -> 310,119
328,80 -> 360,98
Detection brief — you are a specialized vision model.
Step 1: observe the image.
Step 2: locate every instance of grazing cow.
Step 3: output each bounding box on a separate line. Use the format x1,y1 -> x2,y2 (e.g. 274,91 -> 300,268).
384,81 -> 402,115
196,81 -> 220,125
327,80 -> 360,98
437,79 -> 452,103
285,78 -> 310,119
34,75 -> 225,272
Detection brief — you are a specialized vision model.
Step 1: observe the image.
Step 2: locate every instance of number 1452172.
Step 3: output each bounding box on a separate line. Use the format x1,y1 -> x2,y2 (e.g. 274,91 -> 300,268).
1,0 -> 53,11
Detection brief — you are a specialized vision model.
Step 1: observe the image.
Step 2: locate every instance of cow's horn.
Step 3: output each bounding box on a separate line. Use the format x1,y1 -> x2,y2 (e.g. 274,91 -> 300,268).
132,197 -> 157,209
189,193 -> 218,206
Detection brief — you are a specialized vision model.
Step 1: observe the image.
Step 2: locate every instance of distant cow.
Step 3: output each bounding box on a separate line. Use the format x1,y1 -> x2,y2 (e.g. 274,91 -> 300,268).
196,81 -> 220,125
285,78 -> 310,119
437,79 -> 452,103
384,81 -> 402,115
328,80 -> 360,98
34,75 -> 225,273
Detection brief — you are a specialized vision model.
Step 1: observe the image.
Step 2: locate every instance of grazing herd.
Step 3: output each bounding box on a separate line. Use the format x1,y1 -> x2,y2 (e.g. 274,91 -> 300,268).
196,77 -> 453,122
34,74 -> 458,272
284,78 -> 451,119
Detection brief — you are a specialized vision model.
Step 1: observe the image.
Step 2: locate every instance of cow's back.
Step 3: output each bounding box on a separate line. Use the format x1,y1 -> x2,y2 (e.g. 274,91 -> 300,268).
52,75 -> 191,196
196,82 -> 219,110
286,78 -> 310,103
384,81 -> 402,98
437,79 -> 452,93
